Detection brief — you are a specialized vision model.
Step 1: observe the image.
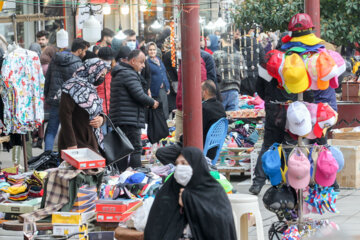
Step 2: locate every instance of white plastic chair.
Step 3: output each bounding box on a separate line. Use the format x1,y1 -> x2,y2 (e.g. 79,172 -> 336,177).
228,194 -> 264,240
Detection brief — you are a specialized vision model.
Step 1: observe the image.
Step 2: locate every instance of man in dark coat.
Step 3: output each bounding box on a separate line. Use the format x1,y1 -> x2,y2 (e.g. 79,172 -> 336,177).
110,50 -> 159,170
202,80 -> 226,160
44,38 -> 88,151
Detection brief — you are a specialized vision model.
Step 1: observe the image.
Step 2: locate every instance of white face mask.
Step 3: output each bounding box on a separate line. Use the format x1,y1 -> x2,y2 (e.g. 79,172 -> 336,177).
127,41 -> 136,50
174,165 -> 193,186
176,50 -> 182,60
206,40 -> 211,47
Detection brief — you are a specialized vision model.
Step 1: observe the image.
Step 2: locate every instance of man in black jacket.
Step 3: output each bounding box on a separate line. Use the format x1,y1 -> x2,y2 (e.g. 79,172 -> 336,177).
110,50 -> 159,170
202,80 -> 226,159
44,38 -> 88,151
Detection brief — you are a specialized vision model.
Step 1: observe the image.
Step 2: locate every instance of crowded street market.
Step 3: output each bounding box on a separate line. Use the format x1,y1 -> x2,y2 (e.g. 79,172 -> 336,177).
0,0 -> 360,239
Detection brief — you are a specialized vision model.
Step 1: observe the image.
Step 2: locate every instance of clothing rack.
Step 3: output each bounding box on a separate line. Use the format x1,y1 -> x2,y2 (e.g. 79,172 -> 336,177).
4,14 -> 66,172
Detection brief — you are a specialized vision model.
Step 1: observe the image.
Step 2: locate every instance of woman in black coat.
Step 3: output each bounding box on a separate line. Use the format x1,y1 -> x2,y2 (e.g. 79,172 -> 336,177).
145,147 -> 237,240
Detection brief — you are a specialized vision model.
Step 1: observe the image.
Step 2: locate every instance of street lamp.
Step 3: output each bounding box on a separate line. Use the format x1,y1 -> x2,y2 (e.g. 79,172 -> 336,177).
157,6 -> 164,12
121,3 -> 129,15
114,30 -> 127,40
103,3 -> 111,15
83,4 -> 102,43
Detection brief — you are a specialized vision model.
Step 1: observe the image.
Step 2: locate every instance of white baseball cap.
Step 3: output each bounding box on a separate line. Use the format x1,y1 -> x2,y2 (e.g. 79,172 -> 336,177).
56,29 -> 69,49
287,101 -> 312,137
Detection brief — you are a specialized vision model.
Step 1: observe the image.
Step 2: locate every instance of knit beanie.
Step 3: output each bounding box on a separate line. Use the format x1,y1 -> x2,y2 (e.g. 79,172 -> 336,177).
98,47 -> 114,61
116,46 -> 131,62
111,37 -> 124,54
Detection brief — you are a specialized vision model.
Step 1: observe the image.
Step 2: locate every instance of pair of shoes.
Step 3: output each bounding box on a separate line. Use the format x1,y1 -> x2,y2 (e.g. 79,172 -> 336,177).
249,184 -> 264,195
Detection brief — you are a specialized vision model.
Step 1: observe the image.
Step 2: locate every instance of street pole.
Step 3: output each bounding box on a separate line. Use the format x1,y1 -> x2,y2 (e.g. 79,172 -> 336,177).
305,0 -> 320,37
180,0 -> 203,150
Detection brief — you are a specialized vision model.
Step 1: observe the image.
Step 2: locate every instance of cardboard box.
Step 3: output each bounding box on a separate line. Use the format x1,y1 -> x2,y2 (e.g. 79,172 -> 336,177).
95,199 -> 142,213
53,223 -> 88,240
329,139 -> 360,188
96,200 -> 143,223
332,127 -> 360,140
61,148 -> 106,169
96,212 -> 134,223
52,211 -> 95,225
0,198 -> 41,213
342,82 -> 360,102
88,231 -> 114,240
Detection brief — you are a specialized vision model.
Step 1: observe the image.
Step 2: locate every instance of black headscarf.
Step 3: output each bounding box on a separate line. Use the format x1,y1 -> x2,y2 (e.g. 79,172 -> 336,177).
144,147 -> 237,240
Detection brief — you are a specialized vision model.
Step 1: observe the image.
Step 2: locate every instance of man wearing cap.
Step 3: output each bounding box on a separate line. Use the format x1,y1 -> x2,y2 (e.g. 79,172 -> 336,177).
44,38 -> 88,152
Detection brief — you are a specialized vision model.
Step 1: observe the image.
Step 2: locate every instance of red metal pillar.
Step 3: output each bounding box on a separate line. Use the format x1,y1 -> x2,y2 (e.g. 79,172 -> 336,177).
180,0 -> 203,149
305,0 -> 320,37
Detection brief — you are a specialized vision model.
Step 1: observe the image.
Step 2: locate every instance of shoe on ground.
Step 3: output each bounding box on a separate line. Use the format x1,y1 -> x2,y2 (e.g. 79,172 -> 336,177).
249,184 -> 263,195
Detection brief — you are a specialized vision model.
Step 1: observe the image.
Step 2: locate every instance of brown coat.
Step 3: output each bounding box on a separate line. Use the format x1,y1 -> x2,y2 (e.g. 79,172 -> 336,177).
58,93 -> 99,152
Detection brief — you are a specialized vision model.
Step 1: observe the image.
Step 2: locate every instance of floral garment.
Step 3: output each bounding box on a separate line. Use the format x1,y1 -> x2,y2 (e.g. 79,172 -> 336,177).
0,47 -> 44,134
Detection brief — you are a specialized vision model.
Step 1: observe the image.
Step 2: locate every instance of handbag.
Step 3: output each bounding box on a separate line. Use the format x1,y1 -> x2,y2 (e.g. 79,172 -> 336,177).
101,115 -> 135,166
147,106 -> 169,144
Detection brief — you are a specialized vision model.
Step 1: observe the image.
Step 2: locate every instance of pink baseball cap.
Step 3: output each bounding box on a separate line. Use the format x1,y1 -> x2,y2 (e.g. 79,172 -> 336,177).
287,148 -> 311,190
315,148 -> 339,187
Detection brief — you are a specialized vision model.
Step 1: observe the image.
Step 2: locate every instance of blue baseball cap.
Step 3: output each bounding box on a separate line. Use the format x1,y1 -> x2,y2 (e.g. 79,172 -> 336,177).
262,143 -> 282,186
328,146 -> 344,172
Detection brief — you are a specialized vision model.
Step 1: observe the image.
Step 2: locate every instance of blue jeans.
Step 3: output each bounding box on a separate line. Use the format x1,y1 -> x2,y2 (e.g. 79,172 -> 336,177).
44,106 -> 60,151
221,89 -> 239,111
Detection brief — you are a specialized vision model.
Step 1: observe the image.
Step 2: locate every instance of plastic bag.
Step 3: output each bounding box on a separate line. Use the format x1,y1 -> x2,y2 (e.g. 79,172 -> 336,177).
131,197 -> 155,231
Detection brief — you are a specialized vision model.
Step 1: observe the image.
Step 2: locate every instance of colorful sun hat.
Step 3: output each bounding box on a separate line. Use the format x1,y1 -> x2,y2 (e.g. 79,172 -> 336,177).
317,50 -> 338,90
283,54 -> 311,93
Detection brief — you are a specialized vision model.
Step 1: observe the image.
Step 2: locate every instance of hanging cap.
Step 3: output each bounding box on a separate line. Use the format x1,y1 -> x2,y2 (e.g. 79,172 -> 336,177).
287,101 -> 312,137
313,103 -> 337,138
287,148 -> 311,190
262,143 -> 282,186
283,54 -> 310,94
315,148 -> 339,187
56,29 -> 69,49
306,53 -> 320,90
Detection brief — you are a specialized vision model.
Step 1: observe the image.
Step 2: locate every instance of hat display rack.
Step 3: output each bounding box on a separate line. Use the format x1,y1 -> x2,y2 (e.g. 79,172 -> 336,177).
260,13 -> 346,239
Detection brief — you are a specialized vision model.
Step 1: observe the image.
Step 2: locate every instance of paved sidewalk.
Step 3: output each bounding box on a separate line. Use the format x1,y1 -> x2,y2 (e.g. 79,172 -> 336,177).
1,148 -> 360,239
232,176 -> 360,240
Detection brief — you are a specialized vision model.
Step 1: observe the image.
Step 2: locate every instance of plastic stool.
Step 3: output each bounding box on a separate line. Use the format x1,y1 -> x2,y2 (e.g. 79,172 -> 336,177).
228,194 -> 264,240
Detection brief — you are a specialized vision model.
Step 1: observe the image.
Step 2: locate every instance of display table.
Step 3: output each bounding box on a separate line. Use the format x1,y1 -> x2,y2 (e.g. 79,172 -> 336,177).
334,102 -> 360,129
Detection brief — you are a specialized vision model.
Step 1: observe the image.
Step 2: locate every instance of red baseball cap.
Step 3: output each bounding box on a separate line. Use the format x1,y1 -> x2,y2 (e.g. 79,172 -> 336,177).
266,50 -> 285,87
288,13 -> 314,32
313,103 -> 338,138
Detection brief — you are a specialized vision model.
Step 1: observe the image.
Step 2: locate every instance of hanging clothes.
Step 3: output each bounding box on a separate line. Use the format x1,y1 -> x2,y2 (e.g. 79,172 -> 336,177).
0,46 -> 44,134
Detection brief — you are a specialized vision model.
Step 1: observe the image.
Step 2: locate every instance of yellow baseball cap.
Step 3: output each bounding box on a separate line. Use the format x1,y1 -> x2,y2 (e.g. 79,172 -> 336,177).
290,33 -> 324,46
283,54 -> 310,94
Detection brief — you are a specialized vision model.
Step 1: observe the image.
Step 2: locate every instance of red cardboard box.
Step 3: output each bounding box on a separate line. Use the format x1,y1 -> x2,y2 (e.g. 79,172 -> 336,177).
61,148 -> 106,169
95,199 -> 142,213
96,212 -> 134,223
